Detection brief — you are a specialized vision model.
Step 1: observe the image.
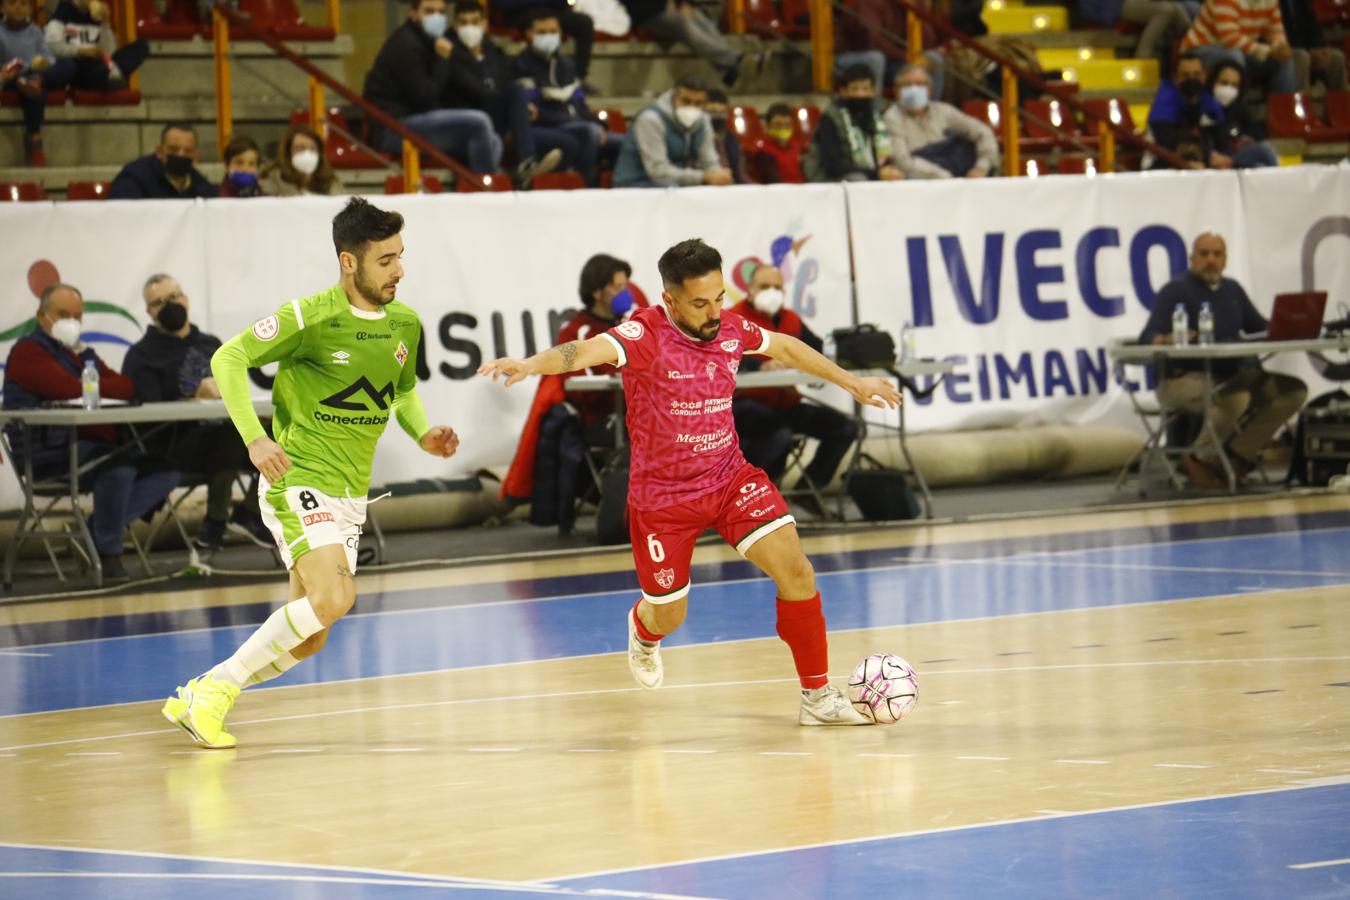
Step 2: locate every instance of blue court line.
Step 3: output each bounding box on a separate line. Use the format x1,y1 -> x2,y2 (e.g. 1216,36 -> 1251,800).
2,508 -> 1347,650
0,527 -> 1346,717
556,783 -> 1350,900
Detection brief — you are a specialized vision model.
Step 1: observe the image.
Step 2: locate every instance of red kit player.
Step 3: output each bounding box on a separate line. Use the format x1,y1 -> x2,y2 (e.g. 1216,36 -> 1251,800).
480,239 -> 901,724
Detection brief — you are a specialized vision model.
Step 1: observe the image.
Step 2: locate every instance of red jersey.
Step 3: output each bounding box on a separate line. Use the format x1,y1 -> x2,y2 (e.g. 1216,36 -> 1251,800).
600,305 -> 772,511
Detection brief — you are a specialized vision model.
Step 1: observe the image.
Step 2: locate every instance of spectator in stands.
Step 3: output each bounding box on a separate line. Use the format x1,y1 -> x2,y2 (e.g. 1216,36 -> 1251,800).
260,124 -> 347,196
122,274 -> 271,551
884,63 -> 998,179
1147,50 -> 1227,168
752,103 -> 806,184
363,0 -> 506,178
1076,0 -> 1192,63
620,0 -> 748,88
1208,60 -> 1280,166
705,89 -> 749,183
109,122 -> 217,199
731,263 -> 857,512
218,134 -> 264,198
612,74 -> 732,187
558,253 -> 635,428
512,8 -> 607,186
488,0 -> 595,88
803,65 -> 902,182
1181,0 -> 1297,96
1,283 -> 178,580
44,0 -> 149,91
1280,0 -> 1346,92
1138,231 -> 1307,488
0,0 -> 58,165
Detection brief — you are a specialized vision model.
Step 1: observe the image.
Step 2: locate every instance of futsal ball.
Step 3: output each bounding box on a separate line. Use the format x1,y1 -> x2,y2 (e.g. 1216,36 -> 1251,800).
848,653 -> 919,725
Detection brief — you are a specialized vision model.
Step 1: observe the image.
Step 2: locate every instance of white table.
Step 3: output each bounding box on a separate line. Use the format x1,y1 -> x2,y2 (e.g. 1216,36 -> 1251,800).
0,400 -> 273,589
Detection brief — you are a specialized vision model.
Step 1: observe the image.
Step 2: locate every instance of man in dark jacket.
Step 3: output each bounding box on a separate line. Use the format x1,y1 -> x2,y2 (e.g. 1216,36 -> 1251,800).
804,65 -> 902,182
109,123 -> 216,200
1147,50 -> 1227,169
1,283 -> 177,579
121,274 -> 270,551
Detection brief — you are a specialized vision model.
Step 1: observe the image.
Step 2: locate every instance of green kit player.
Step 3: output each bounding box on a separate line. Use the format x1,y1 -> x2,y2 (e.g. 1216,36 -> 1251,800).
162,198 -> 460,749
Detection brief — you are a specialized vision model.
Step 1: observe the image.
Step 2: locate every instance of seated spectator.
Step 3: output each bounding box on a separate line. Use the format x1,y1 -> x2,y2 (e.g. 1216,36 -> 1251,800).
511,8 -> 609,186
1076,0 -> 1191,63
1,283 -> 178,580
803,65 -> 902,182
109,122 -> 217,199
1208,60 -> 1279,167
1147,50 -> 1226,169
363,0 -> 504,176
884,63 -> 998,179
612,74 -> 732,187
1,0 -> 58,165
488,0 -> 595,87
558,253 -> 635,428
218,134 -> 263,197
704,89 -> 749,183
1137,232 -> 1307,488
259,124 -> 348,196
1181,0 -> 1297,96
752,103 -> 806,184
731,263 -> 858,511
44,0 -> 149,91
620,0 -> 748,88
122,274 -> 271,551
1280,0 -> 1346,91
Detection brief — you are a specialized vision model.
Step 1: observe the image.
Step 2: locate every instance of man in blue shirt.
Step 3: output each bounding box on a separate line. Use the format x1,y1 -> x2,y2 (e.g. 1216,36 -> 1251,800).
1148,50 -> 1230,169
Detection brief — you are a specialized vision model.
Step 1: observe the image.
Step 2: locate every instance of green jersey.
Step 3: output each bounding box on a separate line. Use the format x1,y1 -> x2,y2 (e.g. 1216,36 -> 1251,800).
212,284 -> 430,497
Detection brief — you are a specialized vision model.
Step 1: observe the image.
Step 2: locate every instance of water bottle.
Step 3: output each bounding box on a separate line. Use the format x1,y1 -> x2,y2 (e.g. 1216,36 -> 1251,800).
822,333 -> 836,361
81,359 -> 100,410
1198,302 -> 1215,346
1171,303 -> 1189,347
900,321 -> 916,363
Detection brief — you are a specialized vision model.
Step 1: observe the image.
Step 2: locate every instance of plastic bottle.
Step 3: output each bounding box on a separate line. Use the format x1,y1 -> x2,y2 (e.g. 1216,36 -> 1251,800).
1198,302 -> 1215,346
1171,303 -> 1189,347
900,321 -> 916,363
81,359 -> 100,411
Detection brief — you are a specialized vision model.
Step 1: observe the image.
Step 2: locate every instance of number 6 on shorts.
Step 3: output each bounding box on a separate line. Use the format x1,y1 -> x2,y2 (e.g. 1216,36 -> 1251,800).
646,533 -> 665,563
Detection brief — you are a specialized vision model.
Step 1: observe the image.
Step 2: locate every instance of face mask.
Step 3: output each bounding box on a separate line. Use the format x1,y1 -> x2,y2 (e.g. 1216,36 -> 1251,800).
531,33 -> 560,55
1179,78 -> 1203,100
843,97 -> 874,119
767,127 -> 794,144
456,23 -> 483,48
227,170 -> 258,189
674,105 -> 702,129
157,301 -> 188,332
421,12 -> 447,39
609,287 -> 634,319
163,153 -> 193,178
291,148 -> 321,175
899,84 -> 929,111
1213,84 -> 1239,107
50,317 -> 81,349
710,115 -> 728,133
752,287 -> 785,317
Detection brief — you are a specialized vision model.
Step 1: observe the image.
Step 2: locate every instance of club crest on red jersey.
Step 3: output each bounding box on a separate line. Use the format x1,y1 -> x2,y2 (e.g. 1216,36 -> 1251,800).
706,362 -> 717,380
615,321 -> 644,340
655,567 -> 676,589
728,359 -> 740,374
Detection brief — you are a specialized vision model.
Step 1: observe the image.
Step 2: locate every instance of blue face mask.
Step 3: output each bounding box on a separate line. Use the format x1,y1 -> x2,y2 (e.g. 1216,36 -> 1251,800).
532,33 -> 561,56
421,11 -> 448,38
227,170 -> 258,188
609,287 -> 634,319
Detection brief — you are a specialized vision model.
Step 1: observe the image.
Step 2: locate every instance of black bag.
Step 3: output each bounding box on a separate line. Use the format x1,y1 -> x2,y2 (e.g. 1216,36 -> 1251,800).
845,468 -> 921,521
831,324 -> 896,369
1287,390 -> 1350,486
594,462 -> 631,545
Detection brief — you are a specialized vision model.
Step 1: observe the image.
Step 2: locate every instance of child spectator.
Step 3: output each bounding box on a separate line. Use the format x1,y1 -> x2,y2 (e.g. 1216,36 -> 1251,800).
1208,60 -> 1279,167
260,124 -> 347,196
803,65 -> 901,182
752,103 -> 806,184
45,0 -> 149,92
218,134 -> 263,197
1,0 -> 59,165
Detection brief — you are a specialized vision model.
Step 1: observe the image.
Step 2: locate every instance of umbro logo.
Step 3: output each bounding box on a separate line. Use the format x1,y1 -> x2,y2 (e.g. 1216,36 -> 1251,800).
331,350 -> 351,365
319,376 -> 395,411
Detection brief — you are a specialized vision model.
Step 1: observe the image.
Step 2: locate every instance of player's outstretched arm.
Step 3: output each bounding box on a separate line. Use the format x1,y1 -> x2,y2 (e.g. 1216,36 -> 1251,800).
211,337 -> 292,482
478,335 -> 619,387
761,332 -> 902,410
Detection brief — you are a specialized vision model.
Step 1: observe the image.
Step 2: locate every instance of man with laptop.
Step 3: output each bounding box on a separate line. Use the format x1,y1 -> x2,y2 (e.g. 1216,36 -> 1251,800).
1138,231 -> 1309,488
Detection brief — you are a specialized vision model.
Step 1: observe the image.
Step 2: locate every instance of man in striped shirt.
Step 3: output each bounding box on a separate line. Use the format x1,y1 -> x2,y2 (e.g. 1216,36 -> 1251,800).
1181,0 -> 1297,95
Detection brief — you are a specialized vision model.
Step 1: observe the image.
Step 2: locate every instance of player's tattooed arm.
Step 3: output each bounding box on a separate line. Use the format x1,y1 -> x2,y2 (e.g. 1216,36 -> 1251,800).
556,341 -> 579,372
337,563 -> 354,580
479,335 -> 619,386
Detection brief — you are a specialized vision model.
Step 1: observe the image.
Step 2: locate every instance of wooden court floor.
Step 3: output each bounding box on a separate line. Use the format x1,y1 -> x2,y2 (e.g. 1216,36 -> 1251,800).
1,494 -> 1348,897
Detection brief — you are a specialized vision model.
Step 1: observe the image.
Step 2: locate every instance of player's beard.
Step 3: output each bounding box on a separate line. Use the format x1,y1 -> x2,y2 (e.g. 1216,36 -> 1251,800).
354,260 -> 396,307
676,316 -> 720,342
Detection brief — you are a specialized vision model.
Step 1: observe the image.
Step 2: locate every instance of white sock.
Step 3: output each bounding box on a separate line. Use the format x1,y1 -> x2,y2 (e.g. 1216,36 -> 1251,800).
245,651 -> 301,687
210,597 -> 324,689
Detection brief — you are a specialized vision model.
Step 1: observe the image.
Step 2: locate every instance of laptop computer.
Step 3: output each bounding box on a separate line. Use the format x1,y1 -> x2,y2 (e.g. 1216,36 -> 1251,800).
1266,292 -> 1327,341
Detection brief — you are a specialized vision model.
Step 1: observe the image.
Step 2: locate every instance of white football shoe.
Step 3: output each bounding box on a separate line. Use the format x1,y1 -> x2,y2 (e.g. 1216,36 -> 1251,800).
627,607 -> 664,690
799,685 -> 872,725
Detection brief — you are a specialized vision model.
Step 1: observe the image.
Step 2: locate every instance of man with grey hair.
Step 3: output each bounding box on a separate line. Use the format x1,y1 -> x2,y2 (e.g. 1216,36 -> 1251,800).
1138,231 -> 1308,488
883,63 -> 999,179
122,274 -> 271,550
2,282 -> 178,580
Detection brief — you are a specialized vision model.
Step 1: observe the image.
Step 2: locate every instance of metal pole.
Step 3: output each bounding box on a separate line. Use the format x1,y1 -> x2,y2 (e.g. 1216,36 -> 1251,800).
1002,66 -> 1019,177
212,6 -> 232,159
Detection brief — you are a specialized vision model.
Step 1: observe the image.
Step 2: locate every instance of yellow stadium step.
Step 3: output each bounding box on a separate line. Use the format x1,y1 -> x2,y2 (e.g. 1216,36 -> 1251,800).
1130,102 -> 1152,128
1057,58 -> 1159,90
983,4 -> 1067,34
1036,47 -> 1111,70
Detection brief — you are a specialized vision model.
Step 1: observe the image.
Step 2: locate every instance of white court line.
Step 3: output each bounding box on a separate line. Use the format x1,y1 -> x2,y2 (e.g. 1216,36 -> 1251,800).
957,756 -> 1009,761
963,557 -> 1350,579
466,747 -> 523,753
1056,759 -> 1111,765
7,657 -> 1350,753
268,748 -> 323,755
369,748 -> 423,753
65,751 -> 120,757
1154,763 -> 1212,769
664,749 -> 717,755
566,749 -> 616,754
1288,857 -> 1350,870
857,752 -> 913,758
759,752 -> 812,757
0,650 -> 52,657
1257,768 -> 1314,775
0,871 -> 631,895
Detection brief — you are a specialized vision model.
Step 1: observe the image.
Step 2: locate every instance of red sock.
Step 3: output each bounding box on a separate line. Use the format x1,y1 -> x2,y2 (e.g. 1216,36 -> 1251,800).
776,593 -> 829,690
632,599 -> 663,643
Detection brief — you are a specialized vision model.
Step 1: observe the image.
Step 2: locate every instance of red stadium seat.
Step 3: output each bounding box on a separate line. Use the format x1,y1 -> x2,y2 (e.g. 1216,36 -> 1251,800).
1057,156 -> 1099,175
1023,99 -> 1096,151
134,0 -> 205,39
531,172 -> 586,190
791,104 -> 820,141
595,108 -> 627,134
1081,97 -> 1140,135
65,180 -> 111,200
729,105 -> 764,151
1325,90 -> 1350,132
455,171 -> 513,192
1021,158 -> 1051,177
0,89 -> 68,106
383,174 -> 445,194
72,88 -> 142,105
0,182 -> 48,201
236,0 -> 335,40
324,107 -> 389,169
963,99 -> 1001,132
1266,92 -> 1342,141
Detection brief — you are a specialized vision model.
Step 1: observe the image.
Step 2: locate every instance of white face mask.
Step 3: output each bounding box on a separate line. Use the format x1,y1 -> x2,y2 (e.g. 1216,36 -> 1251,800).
531,33 -> 560,55
291,148 -> 321,175
456,23 -> 484,48
1213,84 -> 1239,107
420,11 -> 448,38
752,287 -> 785,317
50,317 -> 82,349
674,105 -> 703,129
899,84 -> 929,112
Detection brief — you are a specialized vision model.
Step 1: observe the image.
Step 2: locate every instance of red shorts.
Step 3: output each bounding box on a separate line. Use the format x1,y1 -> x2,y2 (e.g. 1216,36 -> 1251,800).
628,461 -> 795,604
